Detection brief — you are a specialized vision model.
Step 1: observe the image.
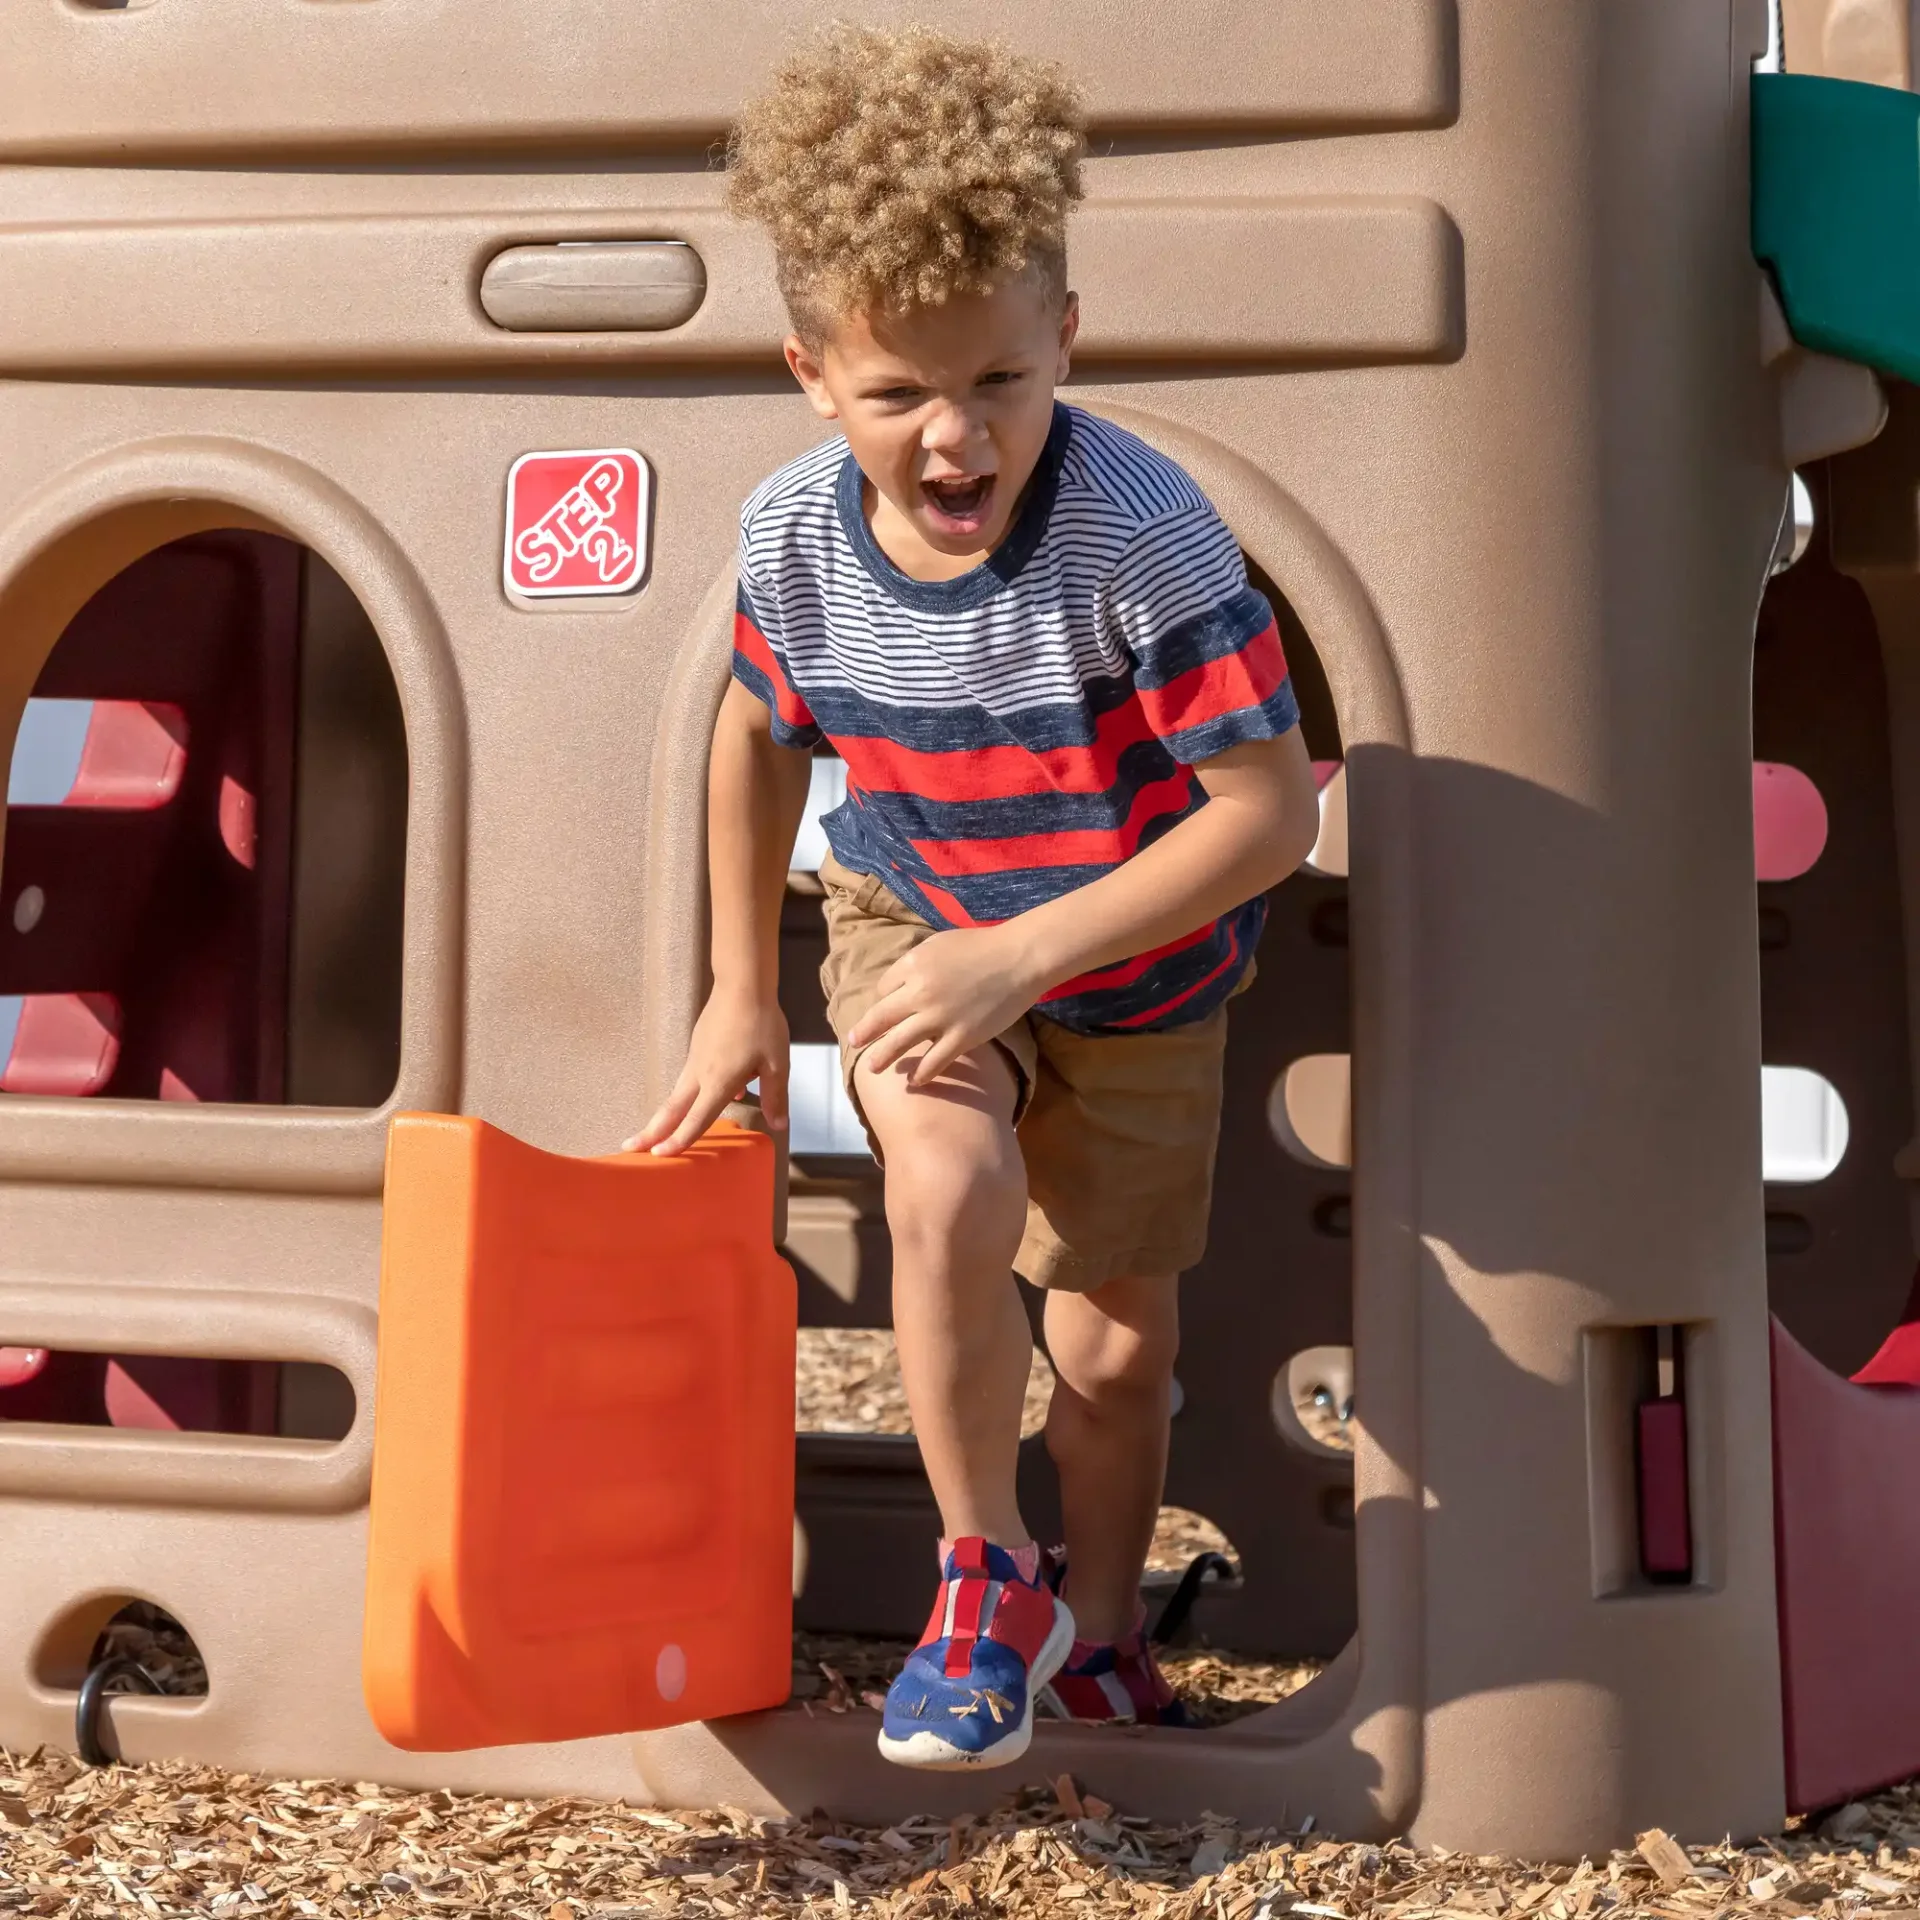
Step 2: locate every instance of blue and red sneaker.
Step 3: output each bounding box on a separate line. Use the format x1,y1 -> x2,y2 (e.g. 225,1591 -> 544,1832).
877,1538 -> 1075,1770
1039,1621 -> 1192,1727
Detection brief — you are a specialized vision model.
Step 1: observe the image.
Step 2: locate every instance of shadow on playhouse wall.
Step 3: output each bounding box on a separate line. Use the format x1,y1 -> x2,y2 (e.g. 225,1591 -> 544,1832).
5,0 -> 1920,1862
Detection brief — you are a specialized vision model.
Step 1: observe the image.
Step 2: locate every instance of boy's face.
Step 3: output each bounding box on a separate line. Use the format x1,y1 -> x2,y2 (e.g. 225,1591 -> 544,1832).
784,273 -> 1079,570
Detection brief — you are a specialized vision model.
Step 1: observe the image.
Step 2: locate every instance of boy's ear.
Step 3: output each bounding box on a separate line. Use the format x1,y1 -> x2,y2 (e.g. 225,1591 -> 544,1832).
1055,292 -> 1080,382
783,334 -> 842,421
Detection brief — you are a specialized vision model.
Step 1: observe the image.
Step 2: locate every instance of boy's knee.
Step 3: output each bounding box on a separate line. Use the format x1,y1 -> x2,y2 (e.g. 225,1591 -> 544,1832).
857,1053 -> 1026,1249
1046,1279 -> 1179,1403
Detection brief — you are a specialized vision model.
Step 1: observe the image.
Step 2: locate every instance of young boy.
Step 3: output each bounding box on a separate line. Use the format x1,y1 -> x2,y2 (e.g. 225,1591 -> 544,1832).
631,26 -> 1319,1768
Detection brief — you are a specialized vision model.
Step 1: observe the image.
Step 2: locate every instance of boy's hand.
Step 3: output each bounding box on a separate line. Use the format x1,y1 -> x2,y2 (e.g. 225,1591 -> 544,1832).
624,989 -> 790,1157
849,925 -> 1046,1087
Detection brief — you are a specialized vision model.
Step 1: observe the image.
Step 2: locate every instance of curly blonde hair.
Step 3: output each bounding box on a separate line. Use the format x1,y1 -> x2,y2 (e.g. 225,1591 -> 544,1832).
727,25 -> 1087,343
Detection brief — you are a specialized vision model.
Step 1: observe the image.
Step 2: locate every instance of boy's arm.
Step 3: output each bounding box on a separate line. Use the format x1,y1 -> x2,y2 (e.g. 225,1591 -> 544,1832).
626,678 -> 814,1154
850,726 -> 1320,1082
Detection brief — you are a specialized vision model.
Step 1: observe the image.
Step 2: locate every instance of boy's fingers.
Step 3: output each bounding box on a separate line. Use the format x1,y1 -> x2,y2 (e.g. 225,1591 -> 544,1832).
906,1030 -> 970,1088
652,1084 -> 734,1157
624,1075 -> 698,1153
864,1015 -> 939,1077
848,987 -> 916,1050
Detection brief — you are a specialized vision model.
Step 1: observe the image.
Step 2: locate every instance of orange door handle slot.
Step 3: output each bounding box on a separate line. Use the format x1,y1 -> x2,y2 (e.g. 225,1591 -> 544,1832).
363,1115 -> 796,1751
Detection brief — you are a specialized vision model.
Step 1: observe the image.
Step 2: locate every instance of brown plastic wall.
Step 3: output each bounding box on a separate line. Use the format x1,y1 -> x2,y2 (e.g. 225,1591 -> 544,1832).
0,0 -> 1800,1857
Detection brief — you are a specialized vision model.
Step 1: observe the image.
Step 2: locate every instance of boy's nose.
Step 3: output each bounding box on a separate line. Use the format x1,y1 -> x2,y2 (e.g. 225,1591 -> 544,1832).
921,400 -> 985,458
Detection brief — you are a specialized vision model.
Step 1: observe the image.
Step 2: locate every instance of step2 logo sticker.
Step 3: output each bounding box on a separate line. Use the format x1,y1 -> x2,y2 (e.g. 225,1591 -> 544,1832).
503,449 -> 651,600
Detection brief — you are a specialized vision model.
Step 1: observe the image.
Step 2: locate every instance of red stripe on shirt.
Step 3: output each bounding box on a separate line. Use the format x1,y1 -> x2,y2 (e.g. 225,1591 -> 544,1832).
1134,621 -> 1289,741
915,878 -> 980,927
835,699 -> 1162,802
908,773 -> 1193,878
1039,920 -> 1218,1002
733,612 -> 817,732
1105,922 -> 1244,1028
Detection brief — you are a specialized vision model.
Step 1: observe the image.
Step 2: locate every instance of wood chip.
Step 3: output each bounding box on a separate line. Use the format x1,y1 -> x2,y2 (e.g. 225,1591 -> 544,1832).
4,1733 -> 1919,1919
1637,1829 -> 1695,1891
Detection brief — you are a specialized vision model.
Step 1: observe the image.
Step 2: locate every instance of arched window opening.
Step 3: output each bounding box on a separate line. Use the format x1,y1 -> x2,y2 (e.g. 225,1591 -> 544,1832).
778,550 -> 1351,1726
0,531 -> 406,1110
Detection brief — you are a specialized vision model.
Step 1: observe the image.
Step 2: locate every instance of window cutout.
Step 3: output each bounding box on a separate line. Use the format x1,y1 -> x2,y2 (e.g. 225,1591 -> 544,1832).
789,754 -> 847,880
1271,1345 -> 1356,1457
1146,1507 -> 1241,1583
1772,471 -> 1815,574
1305,760 -> 1348,877
788,1042 -> 872,1157
796,1326 -> 1053,1438
0,534 -> 406,1109
1754,761 -> 1828,882
33,1598 -> 206,1695
0,1347 -> 354,1439
1266,1053 -> 1352,1169
1763,1065 -> 1850,1183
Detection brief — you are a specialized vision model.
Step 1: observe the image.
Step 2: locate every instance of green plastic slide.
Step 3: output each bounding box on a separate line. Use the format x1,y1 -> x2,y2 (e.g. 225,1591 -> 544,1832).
1752,71 -> 1920,383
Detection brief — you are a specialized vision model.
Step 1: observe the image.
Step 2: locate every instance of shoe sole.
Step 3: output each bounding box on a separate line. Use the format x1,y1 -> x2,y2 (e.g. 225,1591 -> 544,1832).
876,1598 -> 1076,1771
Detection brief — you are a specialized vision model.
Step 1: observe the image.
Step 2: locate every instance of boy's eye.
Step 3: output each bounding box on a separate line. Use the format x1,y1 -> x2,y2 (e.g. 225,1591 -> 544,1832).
978,370 -> 1023,387
870,386 -> 924,404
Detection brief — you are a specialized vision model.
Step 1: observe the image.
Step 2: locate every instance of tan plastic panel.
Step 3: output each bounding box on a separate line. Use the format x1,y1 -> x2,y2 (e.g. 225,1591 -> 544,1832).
0,0 -> 1803,1859
0,0 -> 1457,161
1781,0 -> 1913,84
0,198 -> 1459,375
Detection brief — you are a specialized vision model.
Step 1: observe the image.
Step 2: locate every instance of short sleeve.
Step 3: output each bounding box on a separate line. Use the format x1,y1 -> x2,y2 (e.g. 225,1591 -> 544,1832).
732,551 -> 822,750
1106,503 -> 1299,765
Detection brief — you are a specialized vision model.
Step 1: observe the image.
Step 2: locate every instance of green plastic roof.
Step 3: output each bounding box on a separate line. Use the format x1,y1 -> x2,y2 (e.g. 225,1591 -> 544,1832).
1752,71 -> 1920,383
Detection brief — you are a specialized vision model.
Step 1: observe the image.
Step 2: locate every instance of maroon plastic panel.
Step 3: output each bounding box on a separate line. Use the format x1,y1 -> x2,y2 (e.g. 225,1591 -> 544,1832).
0,531 -> 301,1436
1772,1314 -> 1920,1811
1635,1397 -> 1693,1579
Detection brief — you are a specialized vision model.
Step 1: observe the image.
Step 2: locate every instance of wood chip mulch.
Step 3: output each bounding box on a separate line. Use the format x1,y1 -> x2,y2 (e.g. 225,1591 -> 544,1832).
5,1745 -> 1920,1920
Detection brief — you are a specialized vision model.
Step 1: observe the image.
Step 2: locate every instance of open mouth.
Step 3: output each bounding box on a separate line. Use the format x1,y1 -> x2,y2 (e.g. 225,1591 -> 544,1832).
920,473 -> 997,537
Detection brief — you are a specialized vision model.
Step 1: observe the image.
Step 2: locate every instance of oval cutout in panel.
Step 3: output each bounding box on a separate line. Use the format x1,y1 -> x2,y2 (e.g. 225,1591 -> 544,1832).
1267,1053 -> 1352,1170
481,241 -> 706,333
1762,1065 -> 1849,1183
1754,761 -> 1828,881
1307,760 -> 1348,876
1271,1345 -> 1356,1458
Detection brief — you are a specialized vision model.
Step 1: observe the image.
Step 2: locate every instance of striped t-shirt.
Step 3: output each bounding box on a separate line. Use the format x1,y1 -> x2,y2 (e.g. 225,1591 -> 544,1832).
732,403 -> 1300,1033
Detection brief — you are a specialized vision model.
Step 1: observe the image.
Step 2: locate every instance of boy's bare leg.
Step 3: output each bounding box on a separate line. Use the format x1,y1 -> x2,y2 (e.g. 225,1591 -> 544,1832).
856,1045 -> 1034,1548
1042,1273 -> 1180,1644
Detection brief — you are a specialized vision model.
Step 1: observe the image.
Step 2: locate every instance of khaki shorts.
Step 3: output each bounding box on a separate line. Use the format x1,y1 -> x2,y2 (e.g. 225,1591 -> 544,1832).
815,852 -> 1244,1292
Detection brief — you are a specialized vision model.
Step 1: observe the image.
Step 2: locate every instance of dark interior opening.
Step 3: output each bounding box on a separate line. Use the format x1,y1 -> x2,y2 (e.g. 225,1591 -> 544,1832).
0,1344 -> 356,1441
0,529 -> 407,1111
1755,469 -> 1916,1375
33,1596 -> 207,1697
780,557 -> 1354,1723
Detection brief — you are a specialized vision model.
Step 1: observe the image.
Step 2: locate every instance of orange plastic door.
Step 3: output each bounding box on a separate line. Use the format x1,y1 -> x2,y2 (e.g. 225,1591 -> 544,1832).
363,1115 -> 795,1750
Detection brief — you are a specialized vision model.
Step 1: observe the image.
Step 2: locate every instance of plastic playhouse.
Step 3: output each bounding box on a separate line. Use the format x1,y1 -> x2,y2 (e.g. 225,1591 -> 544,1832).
6,0 -> 1920,1862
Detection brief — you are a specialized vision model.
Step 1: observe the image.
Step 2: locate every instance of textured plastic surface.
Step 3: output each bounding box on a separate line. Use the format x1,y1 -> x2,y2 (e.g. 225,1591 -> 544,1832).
1772,1315 -> 1920,1811
1752,73 -> 1920,382
364,1115 -> 796,1752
